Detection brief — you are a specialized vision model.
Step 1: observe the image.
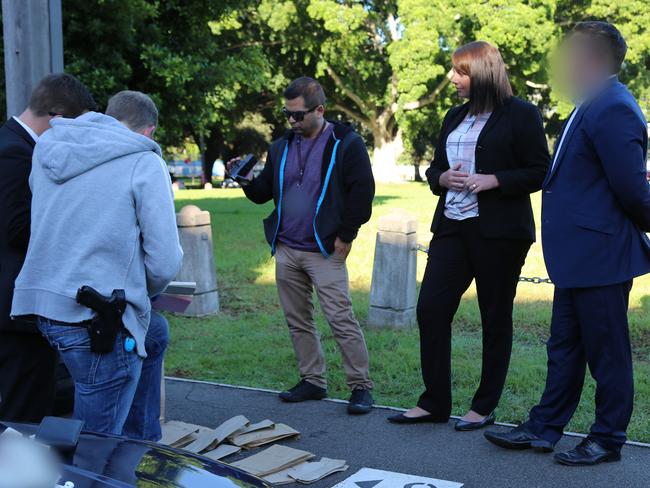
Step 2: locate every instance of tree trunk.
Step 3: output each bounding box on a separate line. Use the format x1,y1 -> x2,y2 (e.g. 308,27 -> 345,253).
371,130 -> 404,183
198,134 -> 207,187
413,161 -> 423,182
200,126 -> 226,187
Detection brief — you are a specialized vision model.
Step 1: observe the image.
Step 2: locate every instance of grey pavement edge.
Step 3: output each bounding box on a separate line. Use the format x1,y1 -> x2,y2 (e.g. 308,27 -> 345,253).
165,378 -> 650,488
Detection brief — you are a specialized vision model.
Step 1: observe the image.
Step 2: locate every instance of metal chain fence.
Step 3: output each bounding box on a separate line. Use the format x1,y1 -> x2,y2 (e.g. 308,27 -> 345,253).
414,244 -> 553,284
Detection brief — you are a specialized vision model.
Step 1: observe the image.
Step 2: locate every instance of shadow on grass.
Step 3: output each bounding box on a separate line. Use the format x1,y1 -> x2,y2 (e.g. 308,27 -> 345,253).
165,291 -> 650,443
169,189 -> 650,442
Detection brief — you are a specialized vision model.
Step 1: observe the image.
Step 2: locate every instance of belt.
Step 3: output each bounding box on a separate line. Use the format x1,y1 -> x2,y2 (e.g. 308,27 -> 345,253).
15,314 -> 94,328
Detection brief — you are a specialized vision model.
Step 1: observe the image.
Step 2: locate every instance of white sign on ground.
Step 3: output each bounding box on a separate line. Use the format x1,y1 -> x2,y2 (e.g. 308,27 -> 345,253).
331,467 -> 463,488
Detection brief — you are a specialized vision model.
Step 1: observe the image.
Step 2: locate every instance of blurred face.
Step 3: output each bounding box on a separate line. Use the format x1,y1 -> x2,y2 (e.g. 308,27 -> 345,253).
555,33 -> 611,101
451,68 -> 471,99
283,96 -> 324,137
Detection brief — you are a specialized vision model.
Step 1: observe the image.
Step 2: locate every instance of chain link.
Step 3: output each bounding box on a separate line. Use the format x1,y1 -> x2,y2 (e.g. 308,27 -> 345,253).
517,276 -> 553,284
413,244 -> 553,284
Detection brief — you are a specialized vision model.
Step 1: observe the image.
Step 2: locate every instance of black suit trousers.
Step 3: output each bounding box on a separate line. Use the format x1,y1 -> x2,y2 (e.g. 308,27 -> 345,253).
525,282 -> 634,450
0,328 -> 58,422
416,217 -> 530,418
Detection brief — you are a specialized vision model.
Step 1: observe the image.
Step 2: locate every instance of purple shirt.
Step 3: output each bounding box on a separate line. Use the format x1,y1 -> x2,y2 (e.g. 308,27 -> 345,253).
277,123 -> 334,252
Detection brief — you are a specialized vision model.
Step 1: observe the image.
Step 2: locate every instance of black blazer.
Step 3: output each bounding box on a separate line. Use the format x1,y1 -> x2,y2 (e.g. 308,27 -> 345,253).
426,97 -> 551,241
0,118 -> 36,332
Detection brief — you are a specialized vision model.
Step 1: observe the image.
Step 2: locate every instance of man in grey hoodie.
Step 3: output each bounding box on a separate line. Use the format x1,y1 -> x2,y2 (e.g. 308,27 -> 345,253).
12,90 -> 183,440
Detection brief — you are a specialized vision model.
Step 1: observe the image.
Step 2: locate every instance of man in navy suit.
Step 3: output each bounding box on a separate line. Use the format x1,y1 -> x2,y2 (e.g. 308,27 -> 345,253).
0,74 -> 96,421
485,21 -> 650,466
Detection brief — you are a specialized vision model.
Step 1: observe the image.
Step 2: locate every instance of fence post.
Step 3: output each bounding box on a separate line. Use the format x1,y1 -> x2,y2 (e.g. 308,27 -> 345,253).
175,205 -> 220,316
367,211 -> 417,328
2,0 -> 64,118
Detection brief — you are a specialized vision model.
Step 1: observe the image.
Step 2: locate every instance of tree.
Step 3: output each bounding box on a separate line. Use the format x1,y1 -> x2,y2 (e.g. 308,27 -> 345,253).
585,0 -> 650,116
392,0 -> 559,167
62,0 -> 273,181
233,1 -> 559,180
4,0 -> 647,183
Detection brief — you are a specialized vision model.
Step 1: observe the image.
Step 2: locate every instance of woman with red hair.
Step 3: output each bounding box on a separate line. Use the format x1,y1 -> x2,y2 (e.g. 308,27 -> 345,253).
389,41 -> 550,431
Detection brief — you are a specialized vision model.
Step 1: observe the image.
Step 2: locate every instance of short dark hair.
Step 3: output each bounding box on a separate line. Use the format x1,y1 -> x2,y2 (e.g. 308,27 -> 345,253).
28,73 -> 97,118
283,77 -> 326,108
572,21 -> 627,73
452,41 -> 513,116
106,90 -> 159,132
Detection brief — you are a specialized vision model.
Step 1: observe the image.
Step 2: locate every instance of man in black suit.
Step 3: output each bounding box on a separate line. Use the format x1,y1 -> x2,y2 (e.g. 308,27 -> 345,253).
0,74 -> 96,421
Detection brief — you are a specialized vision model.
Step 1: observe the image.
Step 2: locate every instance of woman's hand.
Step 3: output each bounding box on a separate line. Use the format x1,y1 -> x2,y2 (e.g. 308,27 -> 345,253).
439,164 -> 469,191
464,174 -> 500,194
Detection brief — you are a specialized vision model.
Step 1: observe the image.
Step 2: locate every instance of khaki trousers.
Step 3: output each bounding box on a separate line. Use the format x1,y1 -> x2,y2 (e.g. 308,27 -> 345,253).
275,243 -> 373,391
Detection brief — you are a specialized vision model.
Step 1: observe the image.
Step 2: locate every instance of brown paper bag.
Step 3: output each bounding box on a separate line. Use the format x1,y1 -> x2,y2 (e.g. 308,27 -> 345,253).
202,444 -> 242,461
231,419 -> 275,437
230,444 -> 314,477
160,421 -> 201,447
230,423 -> 300,449
288,457 -> 349,483
184,415 -> 249,453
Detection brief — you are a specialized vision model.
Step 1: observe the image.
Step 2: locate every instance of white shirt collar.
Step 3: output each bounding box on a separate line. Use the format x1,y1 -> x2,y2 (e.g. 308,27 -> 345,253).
12,116 -> 39,142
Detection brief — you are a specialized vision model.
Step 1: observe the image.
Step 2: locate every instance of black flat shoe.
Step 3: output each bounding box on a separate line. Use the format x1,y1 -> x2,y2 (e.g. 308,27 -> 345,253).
554,438 -> 621,466
484,425 -> 555,452
387,413 -> 448,424
455,411 -> 496,431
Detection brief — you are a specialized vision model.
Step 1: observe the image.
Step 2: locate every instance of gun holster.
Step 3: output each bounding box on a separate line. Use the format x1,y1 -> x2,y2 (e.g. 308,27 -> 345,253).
76,286 -> 127,353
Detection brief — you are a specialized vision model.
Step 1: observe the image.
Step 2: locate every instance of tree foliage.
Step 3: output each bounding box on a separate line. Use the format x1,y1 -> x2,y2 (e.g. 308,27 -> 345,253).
2,1 -> 648,178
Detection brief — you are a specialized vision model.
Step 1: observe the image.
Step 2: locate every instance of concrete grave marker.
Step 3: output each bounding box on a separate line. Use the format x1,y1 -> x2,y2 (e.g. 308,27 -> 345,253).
367,211 -> 418,328
175,205 -> 220,316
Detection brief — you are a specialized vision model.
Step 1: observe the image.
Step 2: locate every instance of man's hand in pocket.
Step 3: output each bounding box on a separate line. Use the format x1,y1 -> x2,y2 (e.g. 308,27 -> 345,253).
334,237 -> 352,259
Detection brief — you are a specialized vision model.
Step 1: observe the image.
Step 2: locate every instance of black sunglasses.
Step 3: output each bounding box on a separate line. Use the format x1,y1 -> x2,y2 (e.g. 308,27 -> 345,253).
282,105 -> 319,122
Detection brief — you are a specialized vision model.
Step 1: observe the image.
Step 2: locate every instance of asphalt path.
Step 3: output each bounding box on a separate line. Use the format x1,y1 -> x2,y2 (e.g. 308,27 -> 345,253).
165,378 -> 650,488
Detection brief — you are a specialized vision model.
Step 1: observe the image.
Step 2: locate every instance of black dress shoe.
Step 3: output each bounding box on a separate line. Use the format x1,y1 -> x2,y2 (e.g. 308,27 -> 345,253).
387,413 -> 449,424
554,438 -> 621,466
279,380 -> 327,403
347,388 -> 374,414
484,425 -> 554,452
455,411 -> 496,431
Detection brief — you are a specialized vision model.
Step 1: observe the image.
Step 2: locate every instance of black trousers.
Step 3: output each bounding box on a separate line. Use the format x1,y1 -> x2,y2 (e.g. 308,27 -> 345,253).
416,217 -> 531,418
0,329 -> 58,422
524,282 -> 633,450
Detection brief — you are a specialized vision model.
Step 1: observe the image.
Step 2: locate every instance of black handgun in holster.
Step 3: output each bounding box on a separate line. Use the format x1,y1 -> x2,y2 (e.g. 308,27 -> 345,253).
76,286 -> 127,353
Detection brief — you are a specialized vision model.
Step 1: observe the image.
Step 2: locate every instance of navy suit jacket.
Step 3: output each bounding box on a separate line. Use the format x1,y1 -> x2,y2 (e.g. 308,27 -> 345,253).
0,118 -> 35,332
542,79 -> 650,288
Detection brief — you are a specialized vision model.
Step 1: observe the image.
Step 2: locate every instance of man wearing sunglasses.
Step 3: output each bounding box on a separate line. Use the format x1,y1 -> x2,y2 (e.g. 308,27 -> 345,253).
231,77 -> 375,414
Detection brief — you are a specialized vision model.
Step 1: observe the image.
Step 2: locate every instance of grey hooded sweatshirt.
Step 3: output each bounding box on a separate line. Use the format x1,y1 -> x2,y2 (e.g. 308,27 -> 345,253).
11,112 -> 183,357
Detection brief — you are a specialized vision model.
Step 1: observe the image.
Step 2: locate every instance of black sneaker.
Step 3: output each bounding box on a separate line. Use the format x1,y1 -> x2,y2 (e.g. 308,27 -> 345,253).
279,380 -> 327,403
347,388 -> 374,414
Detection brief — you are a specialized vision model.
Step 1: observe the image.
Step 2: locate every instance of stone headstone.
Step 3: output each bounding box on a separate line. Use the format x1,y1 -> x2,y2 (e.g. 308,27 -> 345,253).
175,205 -> 219,316
367,210 -> 417,328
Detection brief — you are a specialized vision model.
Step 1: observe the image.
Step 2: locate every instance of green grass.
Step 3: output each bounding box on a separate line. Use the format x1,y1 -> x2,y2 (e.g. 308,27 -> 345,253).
167,183 -> 650,442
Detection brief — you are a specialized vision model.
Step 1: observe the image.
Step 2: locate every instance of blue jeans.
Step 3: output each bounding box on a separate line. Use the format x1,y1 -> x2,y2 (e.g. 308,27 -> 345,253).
37,311 -> 169,441
123,311 -> 169,441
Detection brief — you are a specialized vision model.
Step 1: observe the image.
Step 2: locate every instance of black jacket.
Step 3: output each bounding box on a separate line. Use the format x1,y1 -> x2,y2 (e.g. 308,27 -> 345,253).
0,118 -> 36,332
426,97 -> 550,241
243,121 -> 375,255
